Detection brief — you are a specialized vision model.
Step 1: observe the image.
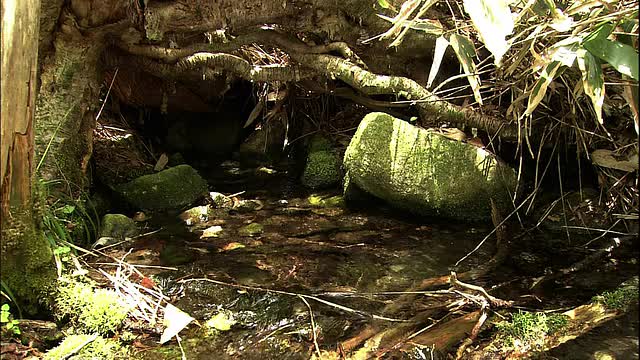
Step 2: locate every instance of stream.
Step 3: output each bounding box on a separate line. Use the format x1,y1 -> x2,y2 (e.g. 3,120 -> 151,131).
93,161 -> 637,359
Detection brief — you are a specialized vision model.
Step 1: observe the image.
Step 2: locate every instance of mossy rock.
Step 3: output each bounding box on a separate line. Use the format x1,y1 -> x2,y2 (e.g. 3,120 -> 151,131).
343,112 -> 516,221
301,137 -> 341,189
116,165 -> 208,210
238,223 -> 263,237
99,214 -> 138,240
308,194 -> 345,208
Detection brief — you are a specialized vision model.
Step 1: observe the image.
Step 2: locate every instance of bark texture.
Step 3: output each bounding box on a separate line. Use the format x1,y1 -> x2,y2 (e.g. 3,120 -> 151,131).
1,0 -> 56,314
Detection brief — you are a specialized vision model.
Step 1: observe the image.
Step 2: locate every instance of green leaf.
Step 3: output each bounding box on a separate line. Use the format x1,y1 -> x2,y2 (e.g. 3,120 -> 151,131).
584,36 -> 639,80
1,304 -> 9,312
525,60 -> 563,115
377,0 -> 391,9
60,205 -> 75,215
577,48 -> 605,124
427,36 -> 449,88
449,34 -> 483,105
463,0 -> 514,66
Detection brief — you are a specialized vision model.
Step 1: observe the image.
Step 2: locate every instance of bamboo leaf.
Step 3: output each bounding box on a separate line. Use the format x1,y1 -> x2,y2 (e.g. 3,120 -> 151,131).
584,36 -> 639,80
525,60 -> 563,115
377,14 -> 444,35
377,0 -> 391,9
577,48 -> 605,124
463,0 -> 514,66
450,34 -> 483,105
427,36 -> 449,88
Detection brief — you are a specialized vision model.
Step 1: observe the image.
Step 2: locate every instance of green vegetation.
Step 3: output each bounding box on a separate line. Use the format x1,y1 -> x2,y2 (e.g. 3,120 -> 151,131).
44,334 -> 127,360
308,194 -> 345,208
593,280 -> 639,310
301,136 -> 341,189
55,277 -> 129,335
496,311 -> 569,348
1,304 -> 21,336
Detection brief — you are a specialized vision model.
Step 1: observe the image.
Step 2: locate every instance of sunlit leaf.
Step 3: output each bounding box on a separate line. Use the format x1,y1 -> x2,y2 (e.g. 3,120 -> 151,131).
220,242 -> 245,252
525,60 -> 563,115
380,0 -> 421,41
201,225 -> 223,238
549,8 -> 573,32
463,0 -> 514,66
160,304 -> 194,344
584,37 -> 639,80
59,205 -> 75,214
449,34 -> 483,105
377,0 -> 391,9
427,36 -> 449,88
577,48 -> 605,124
377,14 -> 444,35
621,75 -> 639,134
205,311 -> 236,331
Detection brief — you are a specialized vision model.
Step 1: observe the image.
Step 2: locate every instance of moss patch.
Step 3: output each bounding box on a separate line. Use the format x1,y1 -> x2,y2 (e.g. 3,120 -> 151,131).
55,277 -> 129,335
496,311 -> 569,349
592,277 -> 639,310
44,334 -> 127,360
301,137 -> 341,189
238,223 -> 264,237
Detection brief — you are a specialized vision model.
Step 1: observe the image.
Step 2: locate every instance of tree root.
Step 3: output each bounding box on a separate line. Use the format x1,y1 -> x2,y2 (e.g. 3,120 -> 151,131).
113,28 -> 519,138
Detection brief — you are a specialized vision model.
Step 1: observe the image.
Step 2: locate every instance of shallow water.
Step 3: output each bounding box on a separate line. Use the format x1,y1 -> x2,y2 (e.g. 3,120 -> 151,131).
100,165 -> 637,359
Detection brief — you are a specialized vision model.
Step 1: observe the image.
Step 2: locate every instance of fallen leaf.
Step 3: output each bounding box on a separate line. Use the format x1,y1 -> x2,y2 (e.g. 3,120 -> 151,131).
220,242 -> 246,252
160,304 -> 194,344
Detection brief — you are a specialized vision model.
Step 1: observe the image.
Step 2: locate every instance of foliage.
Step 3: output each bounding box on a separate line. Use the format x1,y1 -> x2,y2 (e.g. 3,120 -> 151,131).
379,0 -> 639,218
593,284 -> 638,310
55,277 -> 129,335
44,334 -> 127,360
1,304 -> 21,336
496,311 -> 569,349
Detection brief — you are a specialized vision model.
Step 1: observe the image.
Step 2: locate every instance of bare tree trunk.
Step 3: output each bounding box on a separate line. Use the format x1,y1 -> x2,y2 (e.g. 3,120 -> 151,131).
1,0 -> 56,314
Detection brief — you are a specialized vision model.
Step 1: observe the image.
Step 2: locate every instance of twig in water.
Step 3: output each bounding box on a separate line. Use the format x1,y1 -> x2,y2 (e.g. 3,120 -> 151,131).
299,295 -> 322,359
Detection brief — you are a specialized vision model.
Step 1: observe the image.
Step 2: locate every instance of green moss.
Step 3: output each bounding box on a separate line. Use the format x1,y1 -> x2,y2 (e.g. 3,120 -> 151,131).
55,277 -> 129,335
160,243 -> 194,265
301,151 -> 341,189
238,223 -> 264,237
99,214 -> 138,240
496,311 -> 569,348
593,278 -> 639,310
44,334 -> 127,360
117,165 -> 208,210
1,207 -> 56,315
308,194 -> 345,208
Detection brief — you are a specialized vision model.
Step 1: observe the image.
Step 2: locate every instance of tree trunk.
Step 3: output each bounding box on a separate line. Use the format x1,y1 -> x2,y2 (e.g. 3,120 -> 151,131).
1,0 -> 56,314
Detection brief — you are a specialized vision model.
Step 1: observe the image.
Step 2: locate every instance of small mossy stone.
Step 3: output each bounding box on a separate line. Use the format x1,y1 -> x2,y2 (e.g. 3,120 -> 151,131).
238,223 -> 263,237
301,151 -> 341,189
117,165 -> 208,210
160,243 -> 194,265
99,214 -> 138,240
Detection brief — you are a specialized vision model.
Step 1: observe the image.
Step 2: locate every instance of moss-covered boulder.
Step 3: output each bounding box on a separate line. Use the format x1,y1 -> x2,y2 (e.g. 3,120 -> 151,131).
301,136 -> 341,189
343,112 -> 516,221
116,165 -> 208,210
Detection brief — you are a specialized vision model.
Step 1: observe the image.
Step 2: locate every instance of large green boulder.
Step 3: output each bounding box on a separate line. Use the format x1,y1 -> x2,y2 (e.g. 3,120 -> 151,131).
117,165 -> 208,210
301,136 -> 341,189
343,112 -> 516,221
